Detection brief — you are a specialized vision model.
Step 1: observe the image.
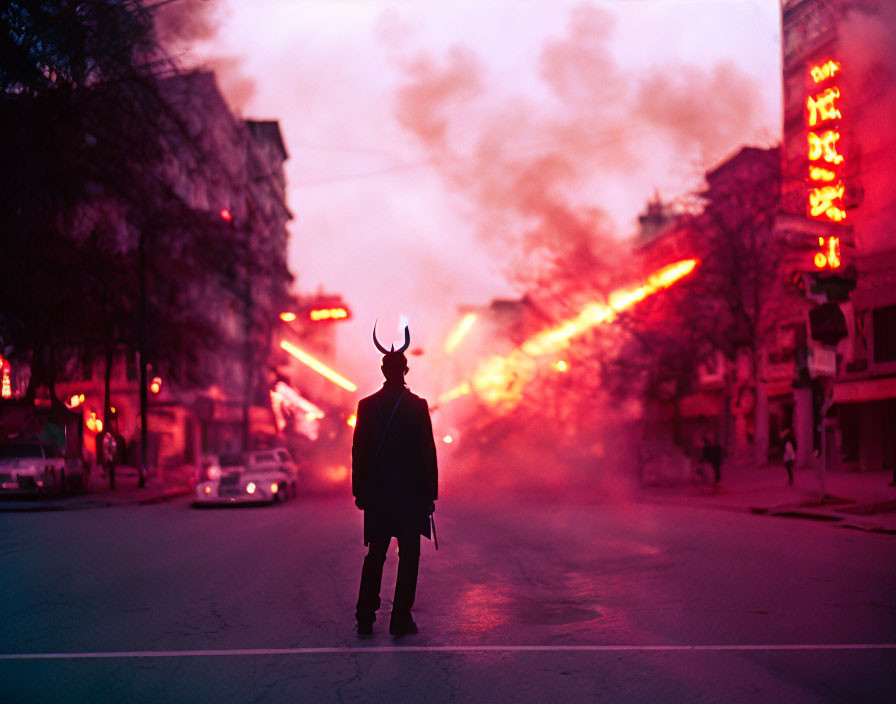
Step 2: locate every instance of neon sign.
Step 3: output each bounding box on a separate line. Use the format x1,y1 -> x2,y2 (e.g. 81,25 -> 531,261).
0,355 -> 11,399
806,60 -> 846,228
309,307 -> 348,322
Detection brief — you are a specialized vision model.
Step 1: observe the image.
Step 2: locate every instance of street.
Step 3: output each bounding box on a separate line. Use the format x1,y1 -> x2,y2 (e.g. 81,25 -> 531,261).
2,489 -> 894,703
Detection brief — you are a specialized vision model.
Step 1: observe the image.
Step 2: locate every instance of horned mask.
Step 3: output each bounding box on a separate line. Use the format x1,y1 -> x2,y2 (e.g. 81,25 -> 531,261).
373,322 -> 410,376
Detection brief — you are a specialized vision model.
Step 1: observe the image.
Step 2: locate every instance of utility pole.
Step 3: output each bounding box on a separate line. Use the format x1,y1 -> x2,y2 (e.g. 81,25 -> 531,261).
138,225 -> 148,488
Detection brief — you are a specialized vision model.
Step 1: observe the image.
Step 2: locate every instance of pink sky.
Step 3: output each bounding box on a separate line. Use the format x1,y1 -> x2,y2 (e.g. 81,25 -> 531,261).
181,0 -> 782,392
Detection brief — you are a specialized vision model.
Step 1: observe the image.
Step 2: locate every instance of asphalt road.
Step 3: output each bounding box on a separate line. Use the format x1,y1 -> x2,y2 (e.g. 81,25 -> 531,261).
1,489 -> 895,703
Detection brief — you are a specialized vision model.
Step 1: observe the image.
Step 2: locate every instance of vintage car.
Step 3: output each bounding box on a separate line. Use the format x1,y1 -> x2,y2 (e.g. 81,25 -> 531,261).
0,440 -> 68,495
193,448 -> 298,506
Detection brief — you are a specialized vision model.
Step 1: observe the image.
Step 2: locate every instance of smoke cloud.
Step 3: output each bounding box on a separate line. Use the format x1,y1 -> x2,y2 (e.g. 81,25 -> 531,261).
391,4 -> 769,295
154,0 -> 221,46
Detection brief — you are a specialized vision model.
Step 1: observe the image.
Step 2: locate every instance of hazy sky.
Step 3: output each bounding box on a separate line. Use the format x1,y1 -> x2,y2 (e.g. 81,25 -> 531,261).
179,0 -> 782,389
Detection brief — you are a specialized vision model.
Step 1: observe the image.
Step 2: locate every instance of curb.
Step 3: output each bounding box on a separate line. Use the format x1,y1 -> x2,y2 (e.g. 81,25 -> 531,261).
640,491 -> 896,534
137,487 -> 191,506
0,486 -> 191,512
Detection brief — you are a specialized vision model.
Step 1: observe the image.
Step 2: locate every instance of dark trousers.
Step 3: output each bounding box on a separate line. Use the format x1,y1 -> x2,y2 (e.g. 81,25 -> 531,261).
356,533 -> 420,626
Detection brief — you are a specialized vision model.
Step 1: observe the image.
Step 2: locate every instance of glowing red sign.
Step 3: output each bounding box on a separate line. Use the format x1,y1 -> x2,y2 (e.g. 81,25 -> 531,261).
0,355 -> 10,399
806,60 -> 846,229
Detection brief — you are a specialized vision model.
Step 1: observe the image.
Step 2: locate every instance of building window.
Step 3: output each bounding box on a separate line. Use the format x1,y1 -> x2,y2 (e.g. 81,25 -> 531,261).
873,305 -> 896,363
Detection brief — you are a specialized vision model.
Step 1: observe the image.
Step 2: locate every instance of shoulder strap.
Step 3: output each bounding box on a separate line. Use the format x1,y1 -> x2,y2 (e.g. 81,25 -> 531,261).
369,390 -> 405,468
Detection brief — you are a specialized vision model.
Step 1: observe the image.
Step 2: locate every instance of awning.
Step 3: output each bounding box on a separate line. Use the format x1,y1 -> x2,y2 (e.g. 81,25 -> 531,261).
832,376 -> 896,404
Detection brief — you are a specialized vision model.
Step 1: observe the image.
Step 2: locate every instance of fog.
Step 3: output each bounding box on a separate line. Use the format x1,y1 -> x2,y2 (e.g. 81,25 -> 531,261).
159,1 -> 785,496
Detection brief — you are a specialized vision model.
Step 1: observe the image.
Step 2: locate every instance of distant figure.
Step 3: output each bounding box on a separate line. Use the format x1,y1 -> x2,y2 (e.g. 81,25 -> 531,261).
782,430 -> 796,485
352,324 -> 438,638
101,431 -> 118,490
700,434 -> 722,486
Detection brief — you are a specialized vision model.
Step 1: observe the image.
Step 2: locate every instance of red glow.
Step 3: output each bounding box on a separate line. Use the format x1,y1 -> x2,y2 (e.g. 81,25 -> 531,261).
438,259 -> 699,409
810,60 -> 840,83
809,184 -> 846,220
309,307 -> 348,321
0,354 -> 11,399
806,61 -> 846,224
220,208 -> 232,223
279,339 -> 358,392
445,313 -> 478,354
806,87 -> 841,126
807,131 -> 844,165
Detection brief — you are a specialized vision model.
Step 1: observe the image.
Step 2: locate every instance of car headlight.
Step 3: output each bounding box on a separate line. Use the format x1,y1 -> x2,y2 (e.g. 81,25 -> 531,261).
204,486 -> 212,494
246,482 -> 256,495
270,483 -> 278,494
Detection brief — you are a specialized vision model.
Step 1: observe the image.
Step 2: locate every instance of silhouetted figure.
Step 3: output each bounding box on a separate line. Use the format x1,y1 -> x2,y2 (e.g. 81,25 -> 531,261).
782,430 -> 796,485
101,431 -> 118,490
352,324 -> 438,638
700,434 -> 722,486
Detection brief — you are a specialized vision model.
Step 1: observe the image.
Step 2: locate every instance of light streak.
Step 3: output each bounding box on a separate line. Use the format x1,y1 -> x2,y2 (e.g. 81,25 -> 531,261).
438,381 -> 471,405
279,312 -> 297,322
444,313 -> 478,354
438,259 -> 699,409
280,340 -> 358,392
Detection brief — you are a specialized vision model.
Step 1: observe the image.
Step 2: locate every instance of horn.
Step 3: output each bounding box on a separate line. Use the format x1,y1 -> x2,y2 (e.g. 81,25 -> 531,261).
397,326 -> 410,353
372,321 -> 389,354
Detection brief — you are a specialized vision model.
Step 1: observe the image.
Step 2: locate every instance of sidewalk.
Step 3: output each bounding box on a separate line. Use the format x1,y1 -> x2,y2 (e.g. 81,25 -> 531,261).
0,465 -> 192,512
640,458 -> 896,534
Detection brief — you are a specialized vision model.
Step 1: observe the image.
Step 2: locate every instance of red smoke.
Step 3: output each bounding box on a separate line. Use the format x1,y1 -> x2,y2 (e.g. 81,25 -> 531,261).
392,4 -> 770,295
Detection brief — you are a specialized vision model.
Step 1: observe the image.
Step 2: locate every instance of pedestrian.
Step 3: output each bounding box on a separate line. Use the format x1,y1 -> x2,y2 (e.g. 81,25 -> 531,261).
701,434 -> 722,486
101,430 -> 118,490
783,431 -> 796,485
352,324 -> 438,638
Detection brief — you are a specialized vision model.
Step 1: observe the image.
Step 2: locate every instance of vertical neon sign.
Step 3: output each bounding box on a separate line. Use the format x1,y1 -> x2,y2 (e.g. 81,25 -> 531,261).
806,59 -> 844,269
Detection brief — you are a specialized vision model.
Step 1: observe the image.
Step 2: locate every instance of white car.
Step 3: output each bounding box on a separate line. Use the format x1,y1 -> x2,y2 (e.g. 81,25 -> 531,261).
0,441 -> 67,495
194,448 -> 298,506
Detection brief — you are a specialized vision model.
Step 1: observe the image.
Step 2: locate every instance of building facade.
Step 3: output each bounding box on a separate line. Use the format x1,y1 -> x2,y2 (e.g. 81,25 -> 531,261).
53,71 -> 294,470
780,0 -> 896,475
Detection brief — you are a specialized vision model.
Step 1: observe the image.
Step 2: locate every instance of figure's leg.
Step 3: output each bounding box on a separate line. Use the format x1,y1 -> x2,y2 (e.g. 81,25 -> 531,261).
356,537 -> 390,626
390,533 -> 420,634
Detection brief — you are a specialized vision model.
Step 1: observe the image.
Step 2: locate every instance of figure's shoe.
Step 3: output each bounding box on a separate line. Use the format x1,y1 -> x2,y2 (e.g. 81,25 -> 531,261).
389,618 -> 418,638
357,622 -> 373,638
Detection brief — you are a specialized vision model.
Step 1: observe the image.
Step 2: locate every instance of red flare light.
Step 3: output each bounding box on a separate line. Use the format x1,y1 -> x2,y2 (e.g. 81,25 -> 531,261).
280,340 -> 358,392
438,259 -> 699,408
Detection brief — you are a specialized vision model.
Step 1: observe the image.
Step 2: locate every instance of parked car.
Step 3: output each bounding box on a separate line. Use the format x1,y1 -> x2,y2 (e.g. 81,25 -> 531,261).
193,448 -> 298,506
0,440 -> 67,495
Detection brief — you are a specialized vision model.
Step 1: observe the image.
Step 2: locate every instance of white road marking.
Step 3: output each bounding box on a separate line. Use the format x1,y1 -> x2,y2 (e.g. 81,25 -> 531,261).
1,644 -> 894,660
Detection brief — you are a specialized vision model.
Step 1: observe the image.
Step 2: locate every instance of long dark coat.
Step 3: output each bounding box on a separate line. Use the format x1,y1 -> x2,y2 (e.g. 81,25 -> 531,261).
351,381 -> 438,546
